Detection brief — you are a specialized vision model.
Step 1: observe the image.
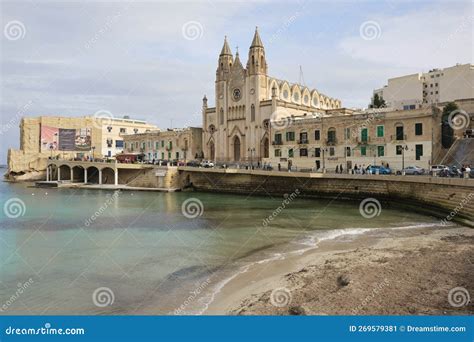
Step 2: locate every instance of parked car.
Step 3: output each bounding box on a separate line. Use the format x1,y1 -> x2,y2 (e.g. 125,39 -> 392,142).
367,165 -> 392,175
398,166 -> 425,175
200,160 -> 215,168
430,165 -> 447,175
186,160 -> 200,167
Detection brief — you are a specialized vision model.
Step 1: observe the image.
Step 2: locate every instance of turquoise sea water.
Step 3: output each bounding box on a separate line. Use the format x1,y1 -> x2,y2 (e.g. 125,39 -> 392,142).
0,176 -> 446,315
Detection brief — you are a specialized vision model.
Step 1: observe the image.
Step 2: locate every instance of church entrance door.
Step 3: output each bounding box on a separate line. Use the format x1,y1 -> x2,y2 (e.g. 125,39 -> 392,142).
233,136 -> 241,161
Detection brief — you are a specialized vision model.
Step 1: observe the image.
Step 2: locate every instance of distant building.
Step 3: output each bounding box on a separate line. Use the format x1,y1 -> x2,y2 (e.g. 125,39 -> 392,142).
263,99 -> 474,172
372,64 -> 474,110
7,115 -> 157,180
122,127 -> 203,162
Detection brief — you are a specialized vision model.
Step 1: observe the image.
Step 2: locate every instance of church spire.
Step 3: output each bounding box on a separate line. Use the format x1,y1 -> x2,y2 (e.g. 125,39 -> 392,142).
247,27 -> 267,75
233,46 -> 243,68
217,36 -> 233,81
250,26 -> 264,48
220,36 -> 232,56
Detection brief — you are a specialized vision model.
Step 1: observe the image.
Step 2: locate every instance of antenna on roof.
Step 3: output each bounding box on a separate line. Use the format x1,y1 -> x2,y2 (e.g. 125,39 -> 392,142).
299,65 -> 306,86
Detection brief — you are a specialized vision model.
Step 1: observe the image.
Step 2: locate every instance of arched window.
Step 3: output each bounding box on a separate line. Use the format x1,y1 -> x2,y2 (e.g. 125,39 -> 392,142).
233,136 -> 241,161
260,56 -> 264,67
251,104 -> 255,122
252,55 -> 255,65
219,108 -> 224,125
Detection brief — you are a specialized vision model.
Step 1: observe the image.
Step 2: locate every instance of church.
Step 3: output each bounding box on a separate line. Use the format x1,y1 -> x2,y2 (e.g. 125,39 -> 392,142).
201,27 -> 342,163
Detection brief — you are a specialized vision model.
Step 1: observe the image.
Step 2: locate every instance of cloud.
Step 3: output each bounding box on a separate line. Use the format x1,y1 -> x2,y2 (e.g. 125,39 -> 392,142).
339,3 -> 472,69
1,0 -> 472,164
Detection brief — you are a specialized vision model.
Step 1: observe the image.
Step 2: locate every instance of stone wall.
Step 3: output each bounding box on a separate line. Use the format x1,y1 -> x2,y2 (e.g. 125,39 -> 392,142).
126,167 -> 180,189
179,168 -> 474,227
6,149 -> 48,181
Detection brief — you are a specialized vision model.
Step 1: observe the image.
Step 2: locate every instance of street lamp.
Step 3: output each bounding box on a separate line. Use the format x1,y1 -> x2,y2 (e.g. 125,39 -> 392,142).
248,147 -> 255,169
398,145 -> 409,173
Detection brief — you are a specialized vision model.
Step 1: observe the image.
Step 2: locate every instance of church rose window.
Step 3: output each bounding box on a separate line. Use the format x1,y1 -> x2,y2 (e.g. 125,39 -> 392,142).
232,88 -> 241,101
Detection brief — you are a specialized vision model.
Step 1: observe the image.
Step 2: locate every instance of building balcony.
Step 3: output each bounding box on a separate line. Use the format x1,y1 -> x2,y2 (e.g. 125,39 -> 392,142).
356,137 -> 370,144
326,139 -> 337,146
391,134 -> 407,141
272,141 -> 283,146
297,139 -> 309,144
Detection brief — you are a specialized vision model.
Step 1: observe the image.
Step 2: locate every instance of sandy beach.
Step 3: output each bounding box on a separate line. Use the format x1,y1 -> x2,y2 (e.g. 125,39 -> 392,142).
205,225 -> 474,315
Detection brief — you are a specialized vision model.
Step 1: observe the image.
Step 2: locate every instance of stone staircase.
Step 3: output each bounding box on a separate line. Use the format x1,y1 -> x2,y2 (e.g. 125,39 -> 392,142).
438,138 -> 474,167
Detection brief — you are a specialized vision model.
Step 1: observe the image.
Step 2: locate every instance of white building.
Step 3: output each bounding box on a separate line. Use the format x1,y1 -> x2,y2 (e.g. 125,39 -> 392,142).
98,116 -> 158,157
373,63 -> 474,110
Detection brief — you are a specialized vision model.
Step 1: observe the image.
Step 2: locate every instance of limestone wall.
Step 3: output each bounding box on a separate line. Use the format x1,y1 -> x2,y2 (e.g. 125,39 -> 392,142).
125,167 -> 180,189
179,168 -> 474,226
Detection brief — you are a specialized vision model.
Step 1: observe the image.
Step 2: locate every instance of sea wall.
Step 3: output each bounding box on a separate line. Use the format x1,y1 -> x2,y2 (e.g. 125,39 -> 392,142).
126,167 -> 180,189
178,167 -> 474,227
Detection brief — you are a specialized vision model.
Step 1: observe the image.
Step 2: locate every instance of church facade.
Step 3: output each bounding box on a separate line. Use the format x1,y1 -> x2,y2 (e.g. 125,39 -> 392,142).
201,28 -> 342,163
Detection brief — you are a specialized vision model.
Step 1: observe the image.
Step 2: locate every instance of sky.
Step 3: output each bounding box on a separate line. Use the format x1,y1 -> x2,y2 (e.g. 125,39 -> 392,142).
0,0 -> 472,163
